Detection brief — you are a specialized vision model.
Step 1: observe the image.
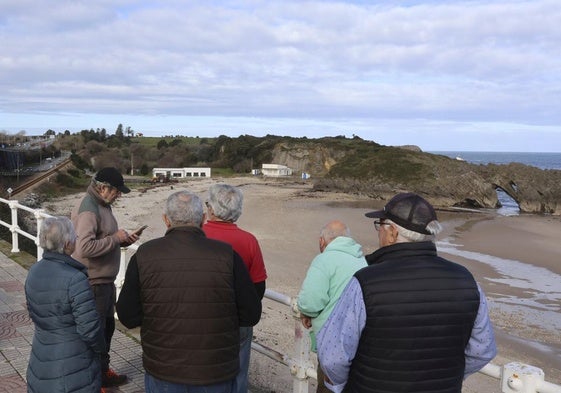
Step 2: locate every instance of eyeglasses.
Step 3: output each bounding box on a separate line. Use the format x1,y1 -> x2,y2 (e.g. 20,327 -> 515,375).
373,220 -> 391,231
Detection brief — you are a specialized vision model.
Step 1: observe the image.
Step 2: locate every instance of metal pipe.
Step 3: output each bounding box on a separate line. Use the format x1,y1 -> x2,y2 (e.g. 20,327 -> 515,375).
264,289 -> 292,306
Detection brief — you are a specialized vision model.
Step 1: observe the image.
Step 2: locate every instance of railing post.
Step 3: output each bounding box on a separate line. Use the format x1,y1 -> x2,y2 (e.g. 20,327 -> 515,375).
501,362 -> 545,393
115,244 -> 138,302
115,247 -> 129,299
289,299 -> 315,393
8,201 -> 19,253
35,210 -> 45,260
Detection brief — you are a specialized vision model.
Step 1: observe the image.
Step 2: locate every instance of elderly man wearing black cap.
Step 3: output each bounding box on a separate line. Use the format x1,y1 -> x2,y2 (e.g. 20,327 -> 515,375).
71,167 -> 139,388
317,192 -> 496,393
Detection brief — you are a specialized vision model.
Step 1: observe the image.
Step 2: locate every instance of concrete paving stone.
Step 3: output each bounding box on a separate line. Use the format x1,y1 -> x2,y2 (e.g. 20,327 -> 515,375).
0,374 -> 27,393
8,304 -> 26,312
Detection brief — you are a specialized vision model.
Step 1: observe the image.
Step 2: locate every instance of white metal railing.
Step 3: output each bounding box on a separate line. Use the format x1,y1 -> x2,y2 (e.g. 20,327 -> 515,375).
0,197 -> 51,259
2,197 -> 561,393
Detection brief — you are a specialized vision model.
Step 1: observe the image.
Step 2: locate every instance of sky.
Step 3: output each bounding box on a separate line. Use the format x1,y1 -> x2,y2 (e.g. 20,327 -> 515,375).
1,0 -> 561,152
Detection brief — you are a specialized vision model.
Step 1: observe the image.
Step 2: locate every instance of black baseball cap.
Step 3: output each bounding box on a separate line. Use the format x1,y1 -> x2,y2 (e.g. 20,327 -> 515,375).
365,192 -> 437,235
95,167 -> 130,194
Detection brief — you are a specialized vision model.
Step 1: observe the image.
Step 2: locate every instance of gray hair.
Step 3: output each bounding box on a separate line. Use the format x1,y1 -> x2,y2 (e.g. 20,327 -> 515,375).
164,191 -> 204,226
320,220 -> 351,243
39,216 -> 76,254
386,219 -> 442,243
92,178 -> 109,190
207,183 -> 243,222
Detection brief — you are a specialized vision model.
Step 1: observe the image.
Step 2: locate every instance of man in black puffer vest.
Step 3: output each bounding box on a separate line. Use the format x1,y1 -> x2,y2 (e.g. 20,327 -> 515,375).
116,191 -> 262,393
317,193 -> 496,393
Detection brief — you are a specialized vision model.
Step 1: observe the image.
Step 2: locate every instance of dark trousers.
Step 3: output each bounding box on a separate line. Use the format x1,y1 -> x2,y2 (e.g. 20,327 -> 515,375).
316,360 -> 332,393
145,373 -> 234,393
92,283 -> 116,372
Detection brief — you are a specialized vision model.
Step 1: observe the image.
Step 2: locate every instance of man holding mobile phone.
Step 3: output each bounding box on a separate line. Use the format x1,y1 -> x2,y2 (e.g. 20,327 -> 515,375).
71,167 -> 140,388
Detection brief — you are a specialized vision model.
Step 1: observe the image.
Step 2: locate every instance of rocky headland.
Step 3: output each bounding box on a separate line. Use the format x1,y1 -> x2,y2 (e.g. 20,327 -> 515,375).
267,138 -> 561,214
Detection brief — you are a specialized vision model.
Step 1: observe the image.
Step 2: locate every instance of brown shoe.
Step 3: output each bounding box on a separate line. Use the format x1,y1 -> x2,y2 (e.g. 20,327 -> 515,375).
102,369 -> 128,387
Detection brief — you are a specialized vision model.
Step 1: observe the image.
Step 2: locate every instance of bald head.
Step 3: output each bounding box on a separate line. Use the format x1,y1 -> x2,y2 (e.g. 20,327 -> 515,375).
319,220 -> 350,252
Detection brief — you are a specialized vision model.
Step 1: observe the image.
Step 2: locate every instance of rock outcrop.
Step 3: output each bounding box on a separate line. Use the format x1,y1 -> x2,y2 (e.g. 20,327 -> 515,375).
269,139 -> 561,215
476,163 -> 561,214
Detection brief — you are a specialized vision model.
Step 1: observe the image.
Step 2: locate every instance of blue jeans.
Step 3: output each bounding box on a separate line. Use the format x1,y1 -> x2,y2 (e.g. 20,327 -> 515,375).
145,373 -> 234,393
235,326 -> 252,393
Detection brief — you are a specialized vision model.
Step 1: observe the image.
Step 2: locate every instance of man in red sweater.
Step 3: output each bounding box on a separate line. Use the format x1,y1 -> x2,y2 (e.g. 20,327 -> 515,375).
203,183 -> 267,393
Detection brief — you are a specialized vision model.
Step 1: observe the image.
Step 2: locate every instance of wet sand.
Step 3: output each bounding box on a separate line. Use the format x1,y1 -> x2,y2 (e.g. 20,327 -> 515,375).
43,176 -> 561,391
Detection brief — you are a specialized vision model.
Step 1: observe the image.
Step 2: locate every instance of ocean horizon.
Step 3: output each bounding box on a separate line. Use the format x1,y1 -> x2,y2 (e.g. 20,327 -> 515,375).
429,151 -> 561,170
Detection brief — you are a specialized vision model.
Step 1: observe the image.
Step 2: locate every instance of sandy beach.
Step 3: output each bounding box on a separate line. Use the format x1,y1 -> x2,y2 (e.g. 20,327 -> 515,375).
43,176 -> 561,392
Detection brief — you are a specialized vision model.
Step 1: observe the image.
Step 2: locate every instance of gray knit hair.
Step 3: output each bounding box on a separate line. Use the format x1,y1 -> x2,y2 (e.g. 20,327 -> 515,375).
39,216 -> 76,254
207,183 -> 243,222
164,191 -> 204,226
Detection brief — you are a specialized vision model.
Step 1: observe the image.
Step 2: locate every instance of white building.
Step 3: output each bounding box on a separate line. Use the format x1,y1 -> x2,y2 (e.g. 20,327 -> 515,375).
152,167 -> 211,179
261,164 -> 293,177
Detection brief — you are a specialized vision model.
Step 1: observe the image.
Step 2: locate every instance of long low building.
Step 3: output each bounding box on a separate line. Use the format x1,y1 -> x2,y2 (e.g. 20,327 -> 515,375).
261,163 -> 293,177
153,167 -> 211,178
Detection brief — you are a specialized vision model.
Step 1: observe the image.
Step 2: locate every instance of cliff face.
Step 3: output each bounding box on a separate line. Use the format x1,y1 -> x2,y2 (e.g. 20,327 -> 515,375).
269,140 -> 561,215
270,142 -> 347,175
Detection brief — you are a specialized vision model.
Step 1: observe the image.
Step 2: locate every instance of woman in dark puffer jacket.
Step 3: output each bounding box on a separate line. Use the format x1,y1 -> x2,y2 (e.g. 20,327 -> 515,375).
25,216 -> 105,393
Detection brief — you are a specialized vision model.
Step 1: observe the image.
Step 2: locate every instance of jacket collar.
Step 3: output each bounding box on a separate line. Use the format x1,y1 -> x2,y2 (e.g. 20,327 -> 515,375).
204,220 -> 238,229
87,183 -> 112,207
365,241 -> 437,266
42,251 -> 89,274
165,225 -> 206,237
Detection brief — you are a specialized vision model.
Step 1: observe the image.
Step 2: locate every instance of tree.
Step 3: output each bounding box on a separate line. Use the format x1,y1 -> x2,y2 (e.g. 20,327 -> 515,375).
140,163 -> 149,175
115,124 -> 124,139
85,140 -> 105,155
106,135 -> 123,148
94,149 -> 126,172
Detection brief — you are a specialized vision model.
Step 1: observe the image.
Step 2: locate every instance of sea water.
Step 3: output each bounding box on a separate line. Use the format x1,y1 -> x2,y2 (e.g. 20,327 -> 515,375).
429,151 -> 561,215
430,151 -> 561,170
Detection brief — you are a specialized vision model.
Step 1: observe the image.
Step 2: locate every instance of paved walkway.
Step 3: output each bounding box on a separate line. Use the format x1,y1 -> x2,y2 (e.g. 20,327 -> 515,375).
0,251 -> 145,393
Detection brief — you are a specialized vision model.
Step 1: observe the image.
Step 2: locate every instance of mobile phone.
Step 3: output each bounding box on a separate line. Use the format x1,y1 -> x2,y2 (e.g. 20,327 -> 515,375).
132,225 -> 148,236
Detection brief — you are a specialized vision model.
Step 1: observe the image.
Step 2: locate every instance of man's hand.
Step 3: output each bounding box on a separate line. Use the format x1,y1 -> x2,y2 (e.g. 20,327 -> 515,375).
300,314 -> 312,329
117,229 -> 140,246
115,229 -> 130,243
125,232 -> 140,245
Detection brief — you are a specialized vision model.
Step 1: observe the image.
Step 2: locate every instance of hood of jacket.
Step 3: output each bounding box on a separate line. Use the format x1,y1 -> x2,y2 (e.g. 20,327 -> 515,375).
324,236 -> 363,258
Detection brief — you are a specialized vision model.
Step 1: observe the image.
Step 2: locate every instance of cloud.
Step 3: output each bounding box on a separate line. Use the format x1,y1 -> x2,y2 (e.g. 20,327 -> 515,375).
1,0 -> 560,150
